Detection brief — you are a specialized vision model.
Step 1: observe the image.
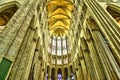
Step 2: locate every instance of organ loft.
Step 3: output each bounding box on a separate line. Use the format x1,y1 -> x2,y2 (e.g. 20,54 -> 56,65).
0,0 -> 120,80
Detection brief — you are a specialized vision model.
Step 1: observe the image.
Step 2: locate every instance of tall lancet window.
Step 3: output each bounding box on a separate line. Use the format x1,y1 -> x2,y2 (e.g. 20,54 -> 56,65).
62,36 -> 67,55
52,36 -> 56,55
49,36 -> 70,57
57,37 -> 62,56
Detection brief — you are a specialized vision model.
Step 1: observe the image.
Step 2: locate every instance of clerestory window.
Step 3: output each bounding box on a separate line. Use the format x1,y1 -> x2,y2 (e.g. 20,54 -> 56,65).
49,36 -> 68,56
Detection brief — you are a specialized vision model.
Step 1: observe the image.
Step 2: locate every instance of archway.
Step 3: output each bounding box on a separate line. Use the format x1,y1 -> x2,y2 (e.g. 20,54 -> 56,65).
57,68 -> 62,80
106,6 -> 120,25
0,4 -> 18,32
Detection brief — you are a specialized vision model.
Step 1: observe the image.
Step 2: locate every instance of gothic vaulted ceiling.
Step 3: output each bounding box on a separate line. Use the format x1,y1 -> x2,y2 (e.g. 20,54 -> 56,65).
47,0 -> 74,36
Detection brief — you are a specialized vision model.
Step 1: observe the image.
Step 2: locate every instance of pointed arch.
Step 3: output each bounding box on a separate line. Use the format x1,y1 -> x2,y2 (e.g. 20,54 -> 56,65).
0,2 -> 18,32
106,5 -> 120,25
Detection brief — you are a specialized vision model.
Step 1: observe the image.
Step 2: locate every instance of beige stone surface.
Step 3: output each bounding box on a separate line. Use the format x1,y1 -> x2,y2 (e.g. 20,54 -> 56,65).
0,0 -> 119,80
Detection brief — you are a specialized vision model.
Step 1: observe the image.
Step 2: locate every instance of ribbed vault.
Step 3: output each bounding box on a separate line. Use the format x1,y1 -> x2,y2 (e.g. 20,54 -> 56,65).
47,0 -> 74,36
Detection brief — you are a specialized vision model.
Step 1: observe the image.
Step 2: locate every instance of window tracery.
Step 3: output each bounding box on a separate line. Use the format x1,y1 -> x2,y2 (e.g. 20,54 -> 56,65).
50,36 -> 69,56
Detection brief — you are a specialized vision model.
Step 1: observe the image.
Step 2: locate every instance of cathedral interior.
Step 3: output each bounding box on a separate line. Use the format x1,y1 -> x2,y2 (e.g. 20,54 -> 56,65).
0,0 -> 120,80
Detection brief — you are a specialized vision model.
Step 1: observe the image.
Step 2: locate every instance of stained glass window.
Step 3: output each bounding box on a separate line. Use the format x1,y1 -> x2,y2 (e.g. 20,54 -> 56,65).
52,36 -> 56,55
58,74 -> 62,80
49,36 -> 69,57
62,36 -> 67,55
57,37 -> 62,56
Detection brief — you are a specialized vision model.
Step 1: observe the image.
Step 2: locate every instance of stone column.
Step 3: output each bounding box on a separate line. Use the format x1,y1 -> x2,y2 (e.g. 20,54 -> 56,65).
76,57 -> 84,80
55,68 -> 58,80
77,63 -> 84,80
72,63 -> 77,80
2,0 -> 39,79
84,28 -> 106,80
40,61 -> 45,80
43,63 -> 47,80
62,68 -> 65,80
79,47 -> 88,80
43,72 -> 46,80
85,0 -> 120,67
80,37 -> 98,80
73,71 -> 77,80
88,18 -> 119,80
48,67 -> 51,80
38,59 -> 42,80
68,67 -> 71,80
